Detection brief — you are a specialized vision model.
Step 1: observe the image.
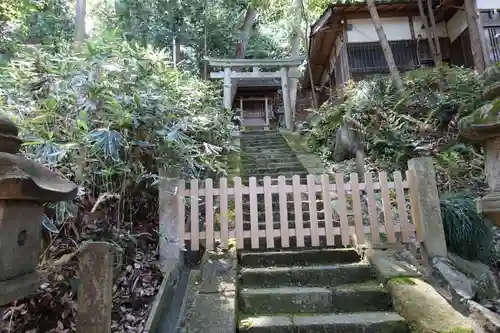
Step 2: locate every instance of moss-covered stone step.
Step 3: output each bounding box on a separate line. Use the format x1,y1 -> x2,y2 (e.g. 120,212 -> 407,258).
246,167 -> 307,175
239,287 -> 333,314
242,152 -> 302,159
243,163 -> 306,171
240,263 -> 373,288
243,148 -> 293,154
240,248 -> 360,268
241,154 -> 302,161
249,172 -> 309,180
239,312 -> 409,333
331,281 -> 392,313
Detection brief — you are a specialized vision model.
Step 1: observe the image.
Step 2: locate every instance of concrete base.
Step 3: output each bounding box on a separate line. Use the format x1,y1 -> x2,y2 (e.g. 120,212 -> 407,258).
143,259 -> 183,333
179,248 -> 237,333
0,271 -> 41,305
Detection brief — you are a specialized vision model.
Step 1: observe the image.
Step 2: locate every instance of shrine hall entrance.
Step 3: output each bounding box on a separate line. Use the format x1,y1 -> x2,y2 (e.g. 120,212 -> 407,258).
237,97 -> 270,127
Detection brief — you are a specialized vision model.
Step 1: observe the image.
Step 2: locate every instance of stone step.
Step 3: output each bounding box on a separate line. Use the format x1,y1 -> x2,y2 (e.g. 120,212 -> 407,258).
241,138 -> 286,143
246,163 -> 306,175
242,144 -> 289,149
239,287 -> 333,314
240,263 -> 373,288
242,152 -> 302,158
239,282 -> 392,315
330,281 -> 392,313
240,248 -> 361,267
242,146 -> 291,151
242,163 -> 305,170
239,312 -> 408,333
250,173 -> 309,181
241,131 -> 281,136
242,161 -> 303,167
242,146 -> 291,150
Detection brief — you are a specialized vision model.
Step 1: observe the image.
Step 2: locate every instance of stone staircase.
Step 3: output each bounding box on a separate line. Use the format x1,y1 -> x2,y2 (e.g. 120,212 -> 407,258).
237,248 -> 410,333
240,131 -> 308,182
239,130 -> 328,247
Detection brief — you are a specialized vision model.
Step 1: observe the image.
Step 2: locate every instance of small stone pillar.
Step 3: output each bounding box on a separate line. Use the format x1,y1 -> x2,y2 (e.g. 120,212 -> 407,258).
0,117 -> 77,306
408,157 -> 447,258
458,66 -> 500,226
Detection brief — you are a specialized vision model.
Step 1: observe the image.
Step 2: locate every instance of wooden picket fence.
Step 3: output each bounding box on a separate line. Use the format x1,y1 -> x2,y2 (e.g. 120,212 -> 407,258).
176,170 -> 422,251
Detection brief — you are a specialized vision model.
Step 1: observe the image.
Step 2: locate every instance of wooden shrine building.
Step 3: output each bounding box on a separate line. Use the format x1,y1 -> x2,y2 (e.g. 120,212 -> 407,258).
207,57 -> 304,130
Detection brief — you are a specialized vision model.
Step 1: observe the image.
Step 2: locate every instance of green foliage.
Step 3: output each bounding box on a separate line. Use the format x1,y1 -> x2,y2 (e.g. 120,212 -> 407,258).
307,66 -> 485,191
440,192 -> 494,264
1,0 -> 74,60
0,33 -> 235,199
22,0 -> 74,47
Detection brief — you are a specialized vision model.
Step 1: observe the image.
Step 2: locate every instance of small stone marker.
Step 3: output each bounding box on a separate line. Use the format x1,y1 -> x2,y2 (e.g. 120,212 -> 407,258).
408,157 -> 447,258
76,242 -> 114,333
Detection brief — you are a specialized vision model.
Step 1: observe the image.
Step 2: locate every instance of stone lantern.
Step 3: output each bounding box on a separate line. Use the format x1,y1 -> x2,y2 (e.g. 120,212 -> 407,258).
458,66 -> 500,226
0,117 -> 77,306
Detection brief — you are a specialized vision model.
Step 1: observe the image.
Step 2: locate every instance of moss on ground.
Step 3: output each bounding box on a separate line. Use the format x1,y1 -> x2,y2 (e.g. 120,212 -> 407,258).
388,278 -> 474,333
389,277 -> 417,285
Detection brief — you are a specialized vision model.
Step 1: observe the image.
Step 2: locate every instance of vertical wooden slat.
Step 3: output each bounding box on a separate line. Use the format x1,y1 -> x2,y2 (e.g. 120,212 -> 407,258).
321,174 -> 335,246
394,171 -> 411,243
205,178 -> 214,251
335,173 -> 350,246
249,177 -> 259,249
219,178 -> 229,249
263,176 -> 274,248
350,173 -> 365,244
293,175 -> 305,247
278,176 -> 289,248
406,170 -> 424,242
379,172 -> 396,243
307,175 -> 320,247
177,179 -> 186,249
234,177 -> 244,249
190,179 -> 200,251
365,172 -> 380,244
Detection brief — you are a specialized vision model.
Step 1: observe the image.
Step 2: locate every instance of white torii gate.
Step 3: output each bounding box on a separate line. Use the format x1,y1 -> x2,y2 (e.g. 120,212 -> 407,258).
207,57 -> 304,130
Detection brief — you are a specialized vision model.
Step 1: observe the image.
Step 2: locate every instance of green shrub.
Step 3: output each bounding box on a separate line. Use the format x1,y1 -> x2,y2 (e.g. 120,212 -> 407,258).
0,32 -> 235,229
440,192 -> 493,264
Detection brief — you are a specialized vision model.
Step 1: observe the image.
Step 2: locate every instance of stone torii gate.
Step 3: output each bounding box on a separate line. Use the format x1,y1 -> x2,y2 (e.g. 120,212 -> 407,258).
207,57 -> 304,130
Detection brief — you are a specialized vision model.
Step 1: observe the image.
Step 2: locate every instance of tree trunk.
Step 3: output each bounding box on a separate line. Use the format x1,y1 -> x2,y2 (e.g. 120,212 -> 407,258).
465,0 -> 486,72
290,0 -> 302,121
75,0 -> 86,43
417,0 -> 444,91
417,0 -> 439,65
426,0 -> 442,60
235,5 -> 257,58
366,0 -> 404,92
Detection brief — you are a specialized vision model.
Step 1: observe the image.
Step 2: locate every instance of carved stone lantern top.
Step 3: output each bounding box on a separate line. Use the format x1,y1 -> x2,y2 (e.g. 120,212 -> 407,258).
458,66 -> 500,143
457,66 -> 500,225
0,117 -> 77,202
